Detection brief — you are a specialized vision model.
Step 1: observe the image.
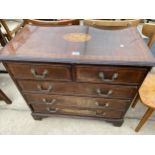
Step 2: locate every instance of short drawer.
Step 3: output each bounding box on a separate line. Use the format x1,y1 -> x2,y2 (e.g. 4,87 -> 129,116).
6,62 -> 71,81
75,65 -> 148,85
25,94 -> 130,111
18,80 -> 137,99
31,103 -> 123,119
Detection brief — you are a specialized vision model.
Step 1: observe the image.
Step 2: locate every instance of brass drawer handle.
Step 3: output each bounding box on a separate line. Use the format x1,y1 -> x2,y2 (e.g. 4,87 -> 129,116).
96,111 -> 106,116
46,107 -> 58,113
37,85 -> 52,93
42,98 -> 56,105
95,102 -> 109,107
31,68 -> 48,79
98,72 -> 118,82
96,88 -> 113,97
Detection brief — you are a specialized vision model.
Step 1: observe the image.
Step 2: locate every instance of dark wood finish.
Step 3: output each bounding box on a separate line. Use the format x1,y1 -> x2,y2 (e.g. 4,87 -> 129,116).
18,80 -> 137,99
135,107 -> 154,132
75,65 -> 148,85
31,112 -> 124,126
31,103 -> 123,119
113,120 -> 124,127
24,93 -> 130,111
0,25 -> 154,126
32,114 -> 43,120
0,89 -> 12,104
0,25 -> 154,67
7,62 -> 72,81
3,62 -> 34,113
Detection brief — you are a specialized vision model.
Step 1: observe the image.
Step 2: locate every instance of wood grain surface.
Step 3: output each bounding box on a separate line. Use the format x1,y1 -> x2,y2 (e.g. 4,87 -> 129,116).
0,25 -> 154,66
139,72 -> 155,109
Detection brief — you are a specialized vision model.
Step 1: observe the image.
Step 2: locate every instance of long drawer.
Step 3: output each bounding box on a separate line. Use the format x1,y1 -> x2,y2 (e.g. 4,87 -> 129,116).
75,65 -> 148,85
31,103 -> 123,119
18,80 -> 137,99
7,62 -> 71,81
24,94 -> 130,111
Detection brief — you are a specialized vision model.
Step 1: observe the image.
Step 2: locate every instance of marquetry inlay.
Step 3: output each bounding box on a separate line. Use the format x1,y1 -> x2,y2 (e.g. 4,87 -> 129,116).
63,33 -> 91,42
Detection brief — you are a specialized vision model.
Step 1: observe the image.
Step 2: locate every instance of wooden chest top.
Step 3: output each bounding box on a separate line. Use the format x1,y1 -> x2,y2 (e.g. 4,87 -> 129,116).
0,25 -> 154,66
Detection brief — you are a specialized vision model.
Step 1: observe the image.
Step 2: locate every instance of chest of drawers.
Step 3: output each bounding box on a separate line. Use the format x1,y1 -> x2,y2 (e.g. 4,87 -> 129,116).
4,62 -> 149,126
1,25 -> 155,126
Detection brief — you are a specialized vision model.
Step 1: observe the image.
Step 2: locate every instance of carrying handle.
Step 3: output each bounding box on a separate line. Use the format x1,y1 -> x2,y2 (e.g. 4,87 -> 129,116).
96,110 -> 106,116
42,98 -> 56,105
37,85 -> 52,93
98,72 -> 118,82
46,107 -> 58,113
95,102 -> 109,107
31,68 -> 48,79
96,88 -> 113,97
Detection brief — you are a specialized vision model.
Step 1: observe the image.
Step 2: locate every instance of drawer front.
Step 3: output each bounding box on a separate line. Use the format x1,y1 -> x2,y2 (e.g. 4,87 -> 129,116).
7,62 -> 71,81
75,65 -> 148,85
19,80 -> 137,99
31,104 -> 123,119
25,94 -> 130,111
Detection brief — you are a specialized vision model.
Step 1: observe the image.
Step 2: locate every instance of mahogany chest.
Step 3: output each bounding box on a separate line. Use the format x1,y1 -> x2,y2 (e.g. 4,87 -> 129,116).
0,25 -> 154,126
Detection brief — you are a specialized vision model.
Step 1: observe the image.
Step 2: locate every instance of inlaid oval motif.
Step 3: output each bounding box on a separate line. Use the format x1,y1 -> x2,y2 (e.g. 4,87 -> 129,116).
63,33 -> 91,42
